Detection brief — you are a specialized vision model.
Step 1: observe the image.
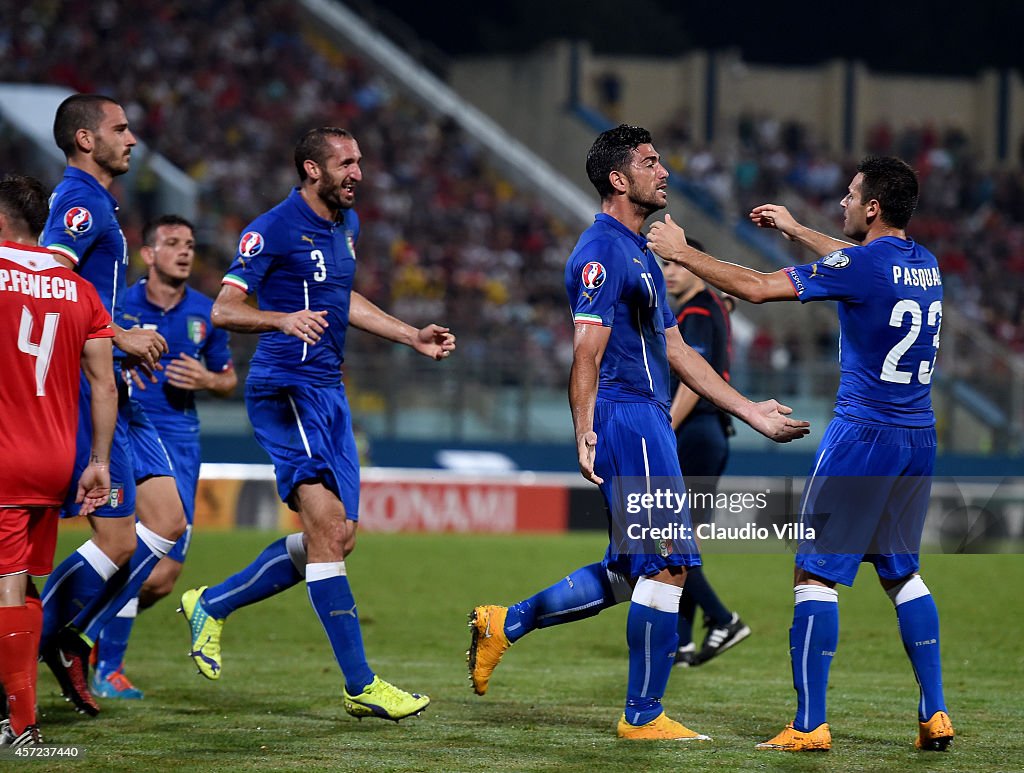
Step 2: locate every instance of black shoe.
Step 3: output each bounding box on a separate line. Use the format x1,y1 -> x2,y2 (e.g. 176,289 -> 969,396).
695,613 -> 750,665
674,643 -> 698,667
0,721 -> 43,746
41,630 -> 100,716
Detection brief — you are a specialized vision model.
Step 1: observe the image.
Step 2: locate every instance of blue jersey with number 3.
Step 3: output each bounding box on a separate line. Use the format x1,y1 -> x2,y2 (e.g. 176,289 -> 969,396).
785,236 -> 942,428
222,188 -> 358,386
565,214 -> 676,410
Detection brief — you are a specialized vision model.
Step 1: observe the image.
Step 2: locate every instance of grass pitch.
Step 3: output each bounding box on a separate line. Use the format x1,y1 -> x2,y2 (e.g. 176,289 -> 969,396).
34,530 -> 1024,772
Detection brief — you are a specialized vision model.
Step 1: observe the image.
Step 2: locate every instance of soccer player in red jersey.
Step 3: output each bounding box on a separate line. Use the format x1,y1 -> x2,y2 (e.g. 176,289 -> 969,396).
0,175 -> 117,747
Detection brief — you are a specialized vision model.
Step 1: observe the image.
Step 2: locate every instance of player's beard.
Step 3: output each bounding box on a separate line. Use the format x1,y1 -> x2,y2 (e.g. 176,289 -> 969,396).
94,136 -> 131,177
624,171 -> 666,219
317,171 -> 355,213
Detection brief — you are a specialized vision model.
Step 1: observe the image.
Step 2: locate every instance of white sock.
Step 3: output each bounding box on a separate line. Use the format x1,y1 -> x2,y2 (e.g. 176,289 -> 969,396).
886,574 -> 931,607
78,539 -> 120,579
306,562 -> 346,583
136,522 -> 176,558
794,585 -> 839,605
116,597 -> 139,619
286,532 -> 307,571
631,576 -> 683,612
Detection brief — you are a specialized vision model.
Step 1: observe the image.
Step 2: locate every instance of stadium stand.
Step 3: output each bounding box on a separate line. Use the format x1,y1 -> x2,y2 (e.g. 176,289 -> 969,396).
0,1 -> 1020,450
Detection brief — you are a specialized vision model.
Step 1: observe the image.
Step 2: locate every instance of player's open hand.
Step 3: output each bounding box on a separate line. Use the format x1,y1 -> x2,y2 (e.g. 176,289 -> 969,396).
646,214 -> 689,262
116,325 -> 168,371
165,353 -> 212,391
749,204 -> 799,240
281,309 -> 328,344
745,399 -> 810,443
577,430 -> 604,485
76,460 -> 111,516
413,324 -> 456,361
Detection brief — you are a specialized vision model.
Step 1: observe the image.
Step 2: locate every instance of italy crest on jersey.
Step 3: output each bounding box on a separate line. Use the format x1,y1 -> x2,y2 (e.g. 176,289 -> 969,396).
582,261 -> 606,290
239,231 -> 264,258
187,316 -> 208,345
345,230 -> 357,260
63,206 -> 93,234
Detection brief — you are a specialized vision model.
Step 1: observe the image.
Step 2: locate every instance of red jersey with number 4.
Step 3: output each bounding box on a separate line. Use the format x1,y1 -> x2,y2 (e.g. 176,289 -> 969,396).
0,241 -> 113,505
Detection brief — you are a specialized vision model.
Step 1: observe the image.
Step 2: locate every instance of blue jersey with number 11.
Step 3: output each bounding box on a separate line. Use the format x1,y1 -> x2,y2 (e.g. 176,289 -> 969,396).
785,236 -> 942,428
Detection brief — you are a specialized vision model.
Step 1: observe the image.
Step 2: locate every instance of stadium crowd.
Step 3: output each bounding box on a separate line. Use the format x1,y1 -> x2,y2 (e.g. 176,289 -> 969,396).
660,112 -> 1024,355
0,0 -> 577,395
0,0 -> 1020,412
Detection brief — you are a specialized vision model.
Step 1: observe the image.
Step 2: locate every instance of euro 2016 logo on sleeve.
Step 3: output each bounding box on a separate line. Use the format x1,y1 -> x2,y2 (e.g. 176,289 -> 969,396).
582,261 -> 606,290
63,207 -> 92,234
239,231 -> 264,258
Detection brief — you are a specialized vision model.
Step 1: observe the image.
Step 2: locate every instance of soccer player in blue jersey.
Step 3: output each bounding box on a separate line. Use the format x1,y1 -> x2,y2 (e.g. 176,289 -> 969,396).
662,239 -> 750,668
467,125 -> 809,740
90,215 -> 236,699
178,127 -> 454,722
648,156 -> 954,752
37,94 -> 187,716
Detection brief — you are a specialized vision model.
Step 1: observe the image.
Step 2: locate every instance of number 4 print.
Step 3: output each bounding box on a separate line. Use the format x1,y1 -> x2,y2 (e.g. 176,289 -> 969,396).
18,306 -> 59,396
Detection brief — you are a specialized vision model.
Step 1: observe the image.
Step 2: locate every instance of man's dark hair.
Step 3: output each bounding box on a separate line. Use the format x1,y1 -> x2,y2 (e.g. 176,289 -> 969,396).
142,214 -> 195,247
857,156 -> 919,230
53,94 -> 120,158
0,174 -> 49,236
586,124 -> 652,199
294,127 -> 354,181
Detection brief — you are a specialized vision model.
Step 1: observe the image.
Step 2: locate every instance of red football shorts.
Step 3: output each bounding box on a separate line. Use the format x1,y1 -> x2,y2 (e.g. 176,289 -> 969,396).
0,506 -> 60,576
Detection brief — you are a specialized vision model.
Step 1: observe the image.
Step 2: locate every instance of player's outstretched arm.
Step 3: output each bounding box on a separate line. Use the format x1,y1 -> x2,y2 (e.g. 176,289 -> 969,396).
211,284 -> 328,345
749,203 -> 854,255
79,337 -> 116,515
665,326 -> 809,443
348,291 -> 455,360
647,216 -> 797,304
569,322 -> 611,485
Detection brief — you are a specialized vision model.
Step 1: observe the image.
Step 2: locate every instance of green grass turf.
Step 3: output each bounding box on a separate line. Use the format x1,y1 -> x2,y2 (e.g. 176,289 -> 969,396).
32,530 -> 1024,772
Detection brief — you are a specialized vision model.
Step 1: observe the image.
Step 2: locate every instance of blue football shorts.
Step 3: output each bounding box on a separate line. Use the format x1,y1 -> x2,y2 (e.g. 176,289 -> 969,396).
159,432 -> 200,563
62,378 -> 136,519
796,418 -> 936,586
245,380 -> 360,519
594,399 -> 701,580
129,397 -> 175,483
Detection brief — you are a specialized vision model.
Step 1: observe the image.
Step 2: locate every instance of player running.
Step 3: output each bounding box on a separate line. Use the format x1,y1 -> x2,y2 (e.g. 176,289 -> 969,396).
179,127 -> 454,722
90,215 -> 235,699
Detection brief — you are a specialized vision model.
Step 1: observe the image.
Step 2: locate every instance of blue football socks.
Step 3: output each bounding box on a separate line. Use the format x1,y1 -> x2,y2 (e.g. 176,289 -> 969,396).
306,562 -> 374,695
790,585 -> 839,733
96,601 -> 137,676
888,575 -> 947,721
40,540 -> 118,650
201,534 -> 305,619
77,524 -> 174,645
503,562 -> 617,643
624,577 -> 682,726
